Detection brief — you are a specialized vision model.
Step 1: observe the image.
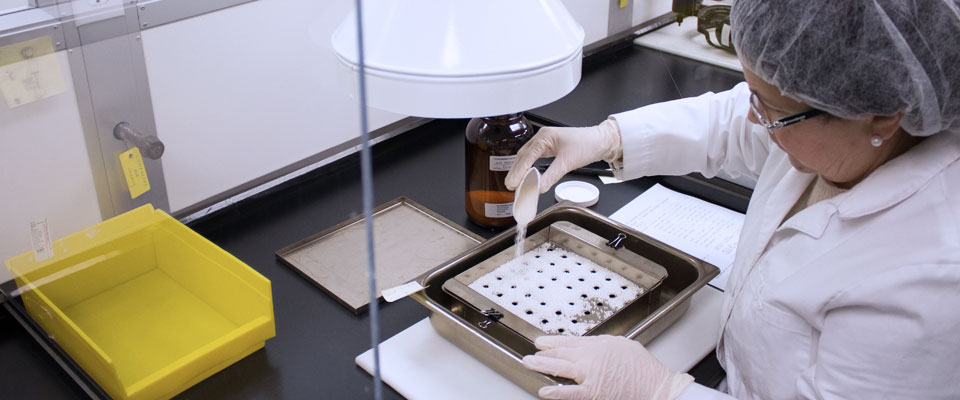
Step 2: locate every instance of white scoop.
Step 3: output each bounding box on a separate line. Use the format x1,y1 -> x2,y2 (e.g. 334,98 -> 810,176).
513,167 -> 540,226
513,167 -> 540,261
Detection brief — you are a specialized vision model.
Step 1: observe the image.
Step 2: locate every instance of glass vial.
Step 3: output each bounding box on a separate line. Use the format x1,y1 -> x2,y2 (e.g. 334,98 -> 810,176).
465,113 -> 535,228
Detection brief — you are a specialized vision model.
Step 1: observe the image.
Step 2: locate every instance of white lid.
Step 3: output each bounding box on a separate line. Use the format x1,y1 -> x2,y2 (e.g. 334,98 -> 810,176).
328,0 -> 584,118
554,181 -> 600,207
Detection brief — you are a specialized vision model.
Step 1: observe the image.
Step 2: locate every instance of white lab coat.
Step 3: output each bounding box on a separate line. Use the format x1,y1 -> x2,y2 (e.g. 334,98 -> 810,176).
610,82 -> 960,399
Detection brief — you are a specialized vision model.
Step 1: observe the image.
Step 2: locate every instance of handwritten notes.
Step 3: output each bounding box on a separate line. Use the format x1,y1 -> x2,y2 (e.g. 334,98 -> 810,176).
0,36 -> 66,108
30,218 -> 53,262
119,147 -> 151,199
610,184 -> 744,290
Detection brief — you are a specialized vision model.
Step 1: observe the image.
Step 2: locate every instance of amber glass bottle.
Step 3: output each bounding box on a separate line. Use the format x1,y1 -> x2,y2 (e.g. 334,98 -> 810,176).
465,113 -> 535,228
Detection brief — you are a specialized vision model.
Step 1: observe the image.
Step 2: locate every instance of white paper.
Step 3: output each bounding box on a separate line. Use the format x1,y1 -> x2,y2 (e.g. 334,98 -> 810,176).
0,38 -> 67,108
598,175 -> 624,185
610,184 -> 744,290
382,281 -> 425,302
29,218 -> 53,262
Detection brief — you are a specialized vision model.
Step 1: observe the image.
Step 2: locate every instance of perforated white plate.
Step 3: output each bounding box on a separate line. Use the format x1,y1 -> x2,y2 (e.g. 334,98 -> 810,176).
468,242 -> 643,336
443,221 -> 668,340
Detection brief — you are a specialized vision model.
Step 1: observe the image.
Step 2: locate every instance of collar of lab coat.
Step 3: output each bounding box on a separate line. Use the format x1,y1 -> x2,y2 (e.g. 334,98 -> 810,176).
836,132 -> 960,219
775,133 -> 960,238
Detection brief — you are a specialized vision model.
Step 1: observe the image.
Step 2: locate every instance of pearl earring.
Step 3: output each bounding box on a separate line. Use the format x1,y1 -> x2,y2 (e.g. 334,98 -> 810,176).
870,135 -> 883,147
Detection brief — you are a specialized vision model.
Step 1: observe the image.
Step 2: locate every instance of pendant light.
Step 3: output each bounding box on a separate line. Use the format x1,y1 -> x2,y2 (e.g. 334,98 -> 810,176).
331,0 -> 585,118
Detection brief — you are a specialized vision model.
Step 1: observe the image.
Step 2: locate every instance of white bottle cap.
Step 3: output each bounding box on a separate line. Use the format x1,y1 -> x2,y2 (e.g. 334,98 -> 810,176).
554,180 -> 600,207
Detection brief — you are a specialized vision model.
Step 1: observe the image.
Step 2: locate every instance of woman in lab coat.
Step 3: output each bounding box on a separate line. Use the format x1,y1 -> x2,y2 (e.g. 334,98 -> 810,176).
505,1 -> 960,399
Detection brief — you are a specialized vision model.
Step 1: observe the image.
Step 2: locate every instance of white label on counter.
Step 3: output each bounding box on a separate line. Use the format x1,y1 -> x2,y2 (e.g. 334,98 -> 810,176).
489,155 -> 517,172
382,281 -> 425,302
485,202 -> 514,218
30,218 -> 53,262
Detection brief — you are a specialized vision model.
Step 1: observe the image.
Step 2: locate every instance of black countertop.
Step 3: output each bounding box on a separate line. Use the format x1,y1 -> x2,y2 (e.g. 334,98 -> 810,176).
1,44 -> 745,399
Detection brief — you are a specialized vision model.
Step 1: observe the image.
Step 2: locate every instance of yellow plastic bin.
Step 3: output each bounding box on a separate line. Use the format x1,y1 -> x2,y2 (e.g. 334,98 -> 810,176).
5,205 -> 275,400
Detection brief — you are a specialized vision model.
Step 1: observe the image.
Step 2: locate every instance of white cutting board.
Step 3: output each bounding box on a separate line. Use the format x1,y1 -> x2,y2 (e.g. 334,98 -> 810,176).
356,286 -> 724,399
634,16 -> 742,73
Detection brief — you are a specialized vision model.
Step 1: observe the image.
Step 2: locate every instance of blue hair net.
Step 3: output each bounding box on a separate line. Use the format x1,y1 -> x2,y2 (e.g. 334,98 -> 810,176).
731,0 -> 960,136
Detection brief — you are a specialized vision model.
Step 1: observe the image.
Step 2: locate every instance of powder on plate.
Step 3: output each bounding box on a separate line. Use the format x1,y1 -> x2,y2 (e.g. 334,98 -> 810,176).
468,242 -> 642,336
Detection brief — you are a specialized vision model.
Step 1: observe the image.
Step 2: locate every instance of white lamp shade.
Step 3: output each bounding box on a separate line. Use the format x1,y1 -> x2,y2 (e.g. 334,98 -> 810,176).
330,0 -> 585,118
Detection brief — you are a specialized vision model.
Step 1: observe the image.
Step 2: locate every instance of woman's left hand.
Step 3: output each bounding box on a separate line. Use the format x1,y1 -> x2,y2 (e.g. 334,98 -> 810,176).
522,335 -> 693,400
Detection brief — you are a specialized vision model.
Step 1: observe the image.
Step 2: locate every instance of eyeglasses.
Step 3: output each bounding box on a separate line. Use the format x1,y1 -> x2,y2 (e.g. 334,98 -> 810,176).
697,5 -> 735,54
749,91 -> 825,131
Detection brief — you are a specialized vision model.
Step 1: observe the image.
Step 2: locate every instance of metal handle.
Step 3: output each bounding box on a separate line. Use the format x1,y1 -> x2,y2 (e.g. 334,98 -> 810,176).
113,122 -> 164,160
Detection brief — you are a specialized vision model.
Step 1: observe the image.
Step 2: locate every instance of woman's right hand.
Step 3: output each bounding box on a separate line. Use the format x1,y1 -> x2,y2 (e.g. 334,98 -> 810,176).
505,119 -> 623,194
522,334 -> 693,400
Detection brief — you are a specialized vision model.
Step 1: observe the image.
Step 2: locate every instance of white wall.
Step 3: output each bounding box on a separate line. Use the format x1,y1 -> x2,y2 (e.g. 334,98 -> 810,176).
561,0 -> 677,45
562,0 -> 610,45
0,0 -> 30,17
634,0 -> 673,27
142,0 -> 405,213
143,0 -> 636,213
0,0 -> 626,282
0,51 -> 103,282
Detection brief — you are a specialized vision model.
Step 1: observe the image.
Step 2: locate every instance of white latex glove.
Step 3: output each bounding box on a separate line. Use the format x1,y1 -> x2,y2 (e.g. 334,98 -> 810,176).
504,119 -> 622,194
522,335 -> 694,400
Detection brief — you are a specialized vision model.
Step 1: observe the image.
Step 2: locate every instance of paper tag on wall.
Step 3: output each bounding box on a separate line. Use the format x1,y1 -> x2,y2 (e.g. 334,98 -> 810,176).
30,218 -> 54,262
382,281 -> 425,302
0,36 -> 67,108
119,147 -> 151,199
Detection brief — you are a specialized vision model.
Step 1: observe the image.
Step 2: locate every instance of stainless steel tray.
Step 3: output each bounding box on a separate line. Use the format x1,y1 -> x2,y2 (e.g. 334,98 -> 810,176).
443,221 -> 668,340
410,203 -> 719,395
276,196 -> 483,314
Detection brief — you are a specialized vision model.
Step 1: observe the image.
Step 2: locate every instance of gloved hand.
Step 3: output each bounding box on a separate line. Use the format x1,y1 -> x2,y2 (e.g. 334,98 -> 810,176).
522,335 -> 694,400
505,119 -> 623,194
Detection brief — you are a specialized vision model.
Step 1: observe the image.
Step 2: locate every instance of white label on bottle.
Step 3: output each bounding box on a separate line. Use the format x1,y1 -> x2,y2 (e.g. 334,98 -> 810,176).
489,155 -> 517,172
485,202 -> 514,218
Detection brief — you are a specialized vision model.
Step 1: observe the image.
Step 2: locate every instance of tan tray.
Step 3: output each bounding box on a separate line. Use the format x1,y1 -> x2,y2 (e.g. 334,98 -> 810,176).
276,197 -> 483,314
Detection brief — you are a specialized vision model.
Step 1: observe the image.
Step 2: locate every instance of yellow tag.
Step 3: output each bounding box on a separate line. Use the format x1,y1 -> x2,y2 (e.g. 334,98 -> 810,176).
620,0 -> 628,8
119,148 -> 151,199
0,36 -> 66,108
